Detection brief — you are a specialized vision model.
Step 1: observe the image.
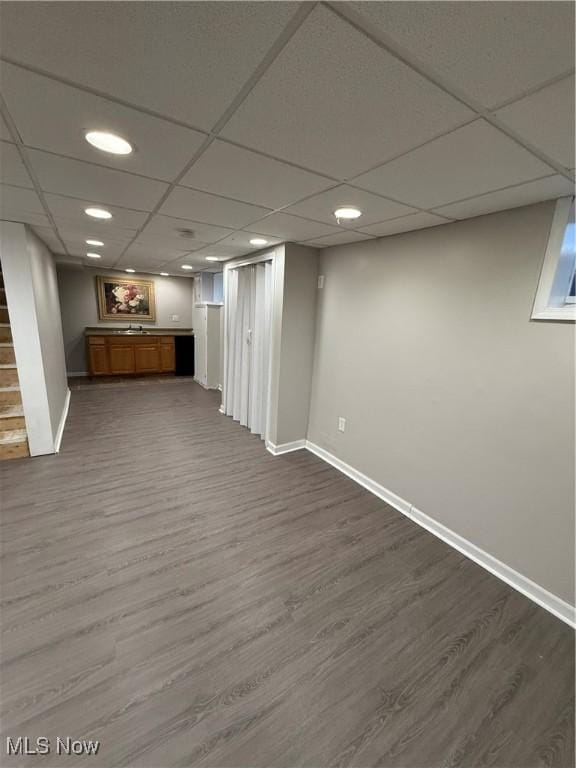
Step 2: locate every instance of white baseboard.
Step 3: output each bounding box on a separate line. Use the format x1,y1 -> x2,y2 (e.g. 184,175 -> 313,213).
54,388 -> 71,453
194,377 -> 220,391
67,371 -> 87,377
266,439 -> 307,456
307,441 -> 412,515
298,440 -> 574,629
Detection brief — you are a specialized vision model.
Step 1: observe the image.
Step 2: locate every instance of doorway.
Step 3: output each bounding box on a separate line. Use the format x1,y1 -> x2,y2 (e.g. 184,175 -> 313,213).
223,259 -> 274,440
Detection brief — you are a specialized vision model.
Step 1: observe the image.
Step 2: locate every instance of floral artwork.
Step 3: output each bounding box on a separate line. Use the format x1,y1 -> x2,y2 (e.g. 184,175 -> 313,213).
96,276 -> 156,321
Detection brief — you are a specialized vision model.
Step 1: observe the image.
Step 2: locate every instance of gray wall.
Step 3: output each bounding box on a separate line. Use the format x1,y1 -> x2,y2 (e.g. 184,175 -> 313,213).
307,202 -> 575,604
57,266 -> 194,373
275,244 -> 318,445
27,230 -> 69,439
0,222 -> 68,454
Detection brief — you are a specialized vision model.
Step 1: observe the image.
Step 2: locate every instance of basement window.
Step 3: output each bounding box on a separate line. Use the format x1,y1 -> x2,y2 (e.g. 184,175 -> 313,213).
532,197 -> 576,321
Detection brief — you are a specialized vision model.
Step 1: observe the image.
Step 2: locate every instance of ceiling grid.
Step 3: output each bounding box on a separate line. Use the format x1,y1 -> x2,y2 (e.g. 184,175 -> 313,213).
0,0 -> 573,274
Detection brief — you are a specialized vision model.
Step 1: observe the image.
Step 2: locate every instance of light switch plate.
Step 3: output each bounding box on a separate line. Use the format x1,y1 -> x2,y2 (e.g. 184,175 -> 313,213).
338,417 -> 346,432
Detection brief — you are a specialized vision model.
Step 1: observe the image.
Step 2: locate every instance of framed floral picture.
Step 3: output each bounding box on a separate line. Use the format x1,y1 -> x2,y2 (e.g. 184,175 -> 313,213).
96,276 -> 156,321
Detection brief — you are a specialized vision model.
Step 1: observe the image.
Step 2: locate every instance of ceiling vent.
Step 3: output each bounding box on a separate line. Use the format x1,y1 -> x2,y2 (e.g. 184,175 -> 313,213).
176,227 -> 196,239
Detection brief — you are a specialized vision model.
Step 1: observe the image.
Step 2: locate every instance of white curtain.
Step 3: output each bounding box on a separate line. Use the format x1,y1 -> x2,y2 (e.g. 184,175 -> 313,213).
225,261 -> 273,439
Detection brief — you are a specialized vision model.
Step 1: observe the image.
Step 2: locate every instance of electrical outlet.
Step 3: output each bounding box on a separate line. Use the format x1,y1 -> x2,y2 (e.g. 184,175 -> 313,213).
171,314 -> 180,322
318,275 -> 325,289
338,417 -> 346,433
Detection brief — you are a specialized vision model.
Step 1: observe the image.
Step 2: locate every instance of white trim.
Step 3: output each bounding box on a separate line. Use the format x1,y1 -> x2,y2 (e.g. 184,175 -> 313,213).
306,441 -> 412,514
266,439 -> 307,456
67,371 -> 88,377
406,502 -> 575,629
293,440 -> 575,628
531,306 -> 575,322
531,196 -> 575,322
54,388 -> 71,453
194,376 -> 220,391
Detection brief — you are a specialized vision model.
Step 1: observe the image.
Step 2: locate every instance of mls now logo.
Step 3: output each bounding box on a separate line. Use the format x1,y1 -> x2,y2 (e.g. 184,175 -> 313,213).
6,736 -> 100,756
6,738 -> 50,756
55,737 -> 100,755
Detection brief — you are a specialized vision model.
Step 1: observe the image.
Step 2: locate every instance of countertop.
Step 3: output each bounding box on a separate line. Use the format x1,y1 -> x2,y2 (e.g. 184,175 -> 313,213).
85,327 -> 194,336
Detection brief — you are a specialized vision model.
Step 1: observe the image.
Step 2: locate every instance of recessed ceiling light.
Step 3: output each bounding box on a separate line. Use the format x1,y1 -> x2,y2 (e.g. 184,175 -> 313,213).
181,264 -> 194,270
334,206 -> 362,221
205,256 -> 219,262
125,268 -> 135,273
86,239 -> 104,247
249,238 -> 268,246
160,272 -> 169,277
86,252 -> 101,259
85,207 -> 112,220
85,131 -> 133,155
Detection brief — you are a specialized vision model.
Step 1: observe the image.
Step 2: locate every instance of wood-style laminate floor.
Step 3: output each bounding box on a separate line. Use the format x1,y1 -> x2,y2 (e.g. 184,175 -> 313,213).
1,381 -> 574,768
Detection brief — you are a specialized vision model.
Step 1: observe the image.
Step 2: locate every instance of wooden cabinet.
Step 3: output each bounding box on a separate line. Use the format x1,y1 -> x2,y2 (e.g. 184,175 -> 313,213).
87,338 -> 110,376
134,343 -> 161,373
109,344 -> 135,375
160,341 -> 175,372
87,335 -> 177,376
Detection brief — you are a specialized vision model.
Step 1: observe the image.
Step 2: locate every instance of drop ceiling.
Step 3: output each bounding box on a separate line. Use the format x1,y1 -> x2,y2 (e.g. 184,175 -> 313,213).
0,1 -> 573,276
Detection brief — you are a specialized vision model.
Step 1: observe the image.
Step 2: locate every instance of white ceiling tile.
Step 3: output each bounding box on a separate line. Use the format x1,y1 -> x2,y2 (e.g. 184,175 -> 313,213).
159,187 -> 269,229
195,245 -> 248,260
56,226 -> 135,249
283,184 -> 417,227
0,115 -> 13,142
351,1 -> 575,108
245,213 -> 342,241
31,226 -> 64,254
163,252 -> 214,269
303,231 -> 375,248
59,229 -> 133,245
1,211 -> 52,229
28,150 -> 168,211
0,142 -> 33,188
216,231 -> 283,253
495,76 -> 575,169
358,212 -> 449,238
434,176 -> 575,220
180,140 -> 334,209
1,63 -> 207,182
63,238 -> 128,260
141,214 -> 234,245
118,264 -> 167,275
222,5 -> 473,179
45,193 -> 149,231
0,3 -> 298,130
122,243 -> 192,262
80,256 -> 119,268
353,120 -> 553,209
135,231 -> 210,253
0,184 -> 47,226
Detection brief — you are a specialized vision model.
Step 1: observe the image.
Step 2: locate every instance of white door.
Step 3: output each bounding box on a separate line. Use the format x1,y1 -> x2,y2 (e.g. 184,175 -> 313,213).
224,261 -> 273,439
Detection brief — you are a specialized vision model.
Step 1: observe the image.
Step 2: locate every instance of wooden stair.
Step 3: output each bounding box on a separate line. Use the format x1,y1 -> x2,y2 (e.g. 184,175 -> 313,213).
0,271 -> 29,460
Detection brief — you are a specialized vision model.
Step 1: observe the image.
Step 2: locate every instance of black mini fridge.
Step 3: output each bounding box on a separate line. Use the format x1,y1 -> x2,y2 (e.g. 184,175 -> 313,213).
174,335 -> 194,376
